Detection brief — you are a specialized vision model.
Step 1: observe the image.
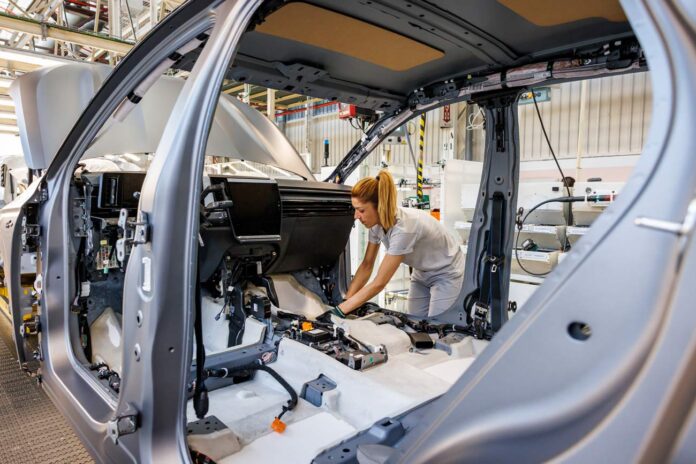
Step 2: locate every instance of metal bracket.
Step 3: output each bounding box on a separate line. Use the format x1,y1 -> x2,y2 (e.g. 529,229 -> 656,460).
21,216 -> 41,248
472,303 -> 490,340
22,223 -> 41,238
20,315 -> 41,338
116,238 -> 126,263
115,209 -> 149,264
116,208 -> 129,264
107,404 -> 139,444
494,106 -> 507,152
486,255 -> 503,274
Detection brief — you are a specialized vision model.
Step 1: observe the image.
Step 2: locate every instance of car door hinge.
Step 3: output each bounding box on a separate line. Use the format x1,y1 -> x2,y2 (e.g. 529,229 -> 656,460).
20,315 -> 41,337
21,216 -> 41,248
107,405 -> 139,444
133,212 -> 150,245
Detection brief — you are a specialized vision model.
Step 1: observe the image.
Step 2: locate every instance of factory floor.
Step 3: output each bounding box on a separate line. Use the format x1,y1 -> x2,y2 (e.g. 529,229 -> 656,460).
0,316 -> 93,464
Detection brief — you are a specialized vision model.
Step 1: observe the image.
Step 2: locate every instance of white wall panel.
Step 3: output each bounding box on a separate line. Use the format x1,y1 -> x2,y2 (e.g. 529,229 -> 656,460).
520,73 -> 652,160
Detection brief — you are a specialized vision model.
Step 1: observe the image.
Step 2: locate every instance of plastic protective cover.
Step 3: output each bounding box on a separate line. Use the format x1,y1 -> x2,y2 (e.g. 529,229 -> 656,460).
8,63 -> 313,179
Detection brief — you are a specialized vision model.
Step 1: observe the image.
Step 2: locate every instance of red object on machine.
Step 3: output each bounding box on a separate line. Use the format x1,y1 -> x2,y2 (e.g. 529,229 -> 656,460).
338,103 -> 357,119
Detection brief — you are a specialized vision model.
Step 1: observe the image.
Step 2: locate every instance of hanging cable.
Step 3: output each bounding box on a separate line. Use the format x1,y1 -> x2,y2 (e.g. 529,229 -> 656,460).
530,89 -> 571,197
466,105 -> 486,130
514,197 -> 573,276
513,89 -> 575,276
405,121 -> 419,173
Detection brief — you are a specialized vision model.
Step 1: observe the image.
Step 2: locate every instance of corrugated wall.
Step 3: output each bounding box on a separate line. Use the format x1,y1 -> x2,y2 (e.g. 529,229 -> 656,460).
282,72 -> 652,171
518,72 -> 652,160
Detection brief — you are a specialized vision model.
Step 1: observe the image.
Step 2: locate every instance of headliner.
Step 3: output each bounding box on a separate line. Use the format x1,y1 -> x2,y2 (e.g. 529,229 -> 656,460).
176,0 -> 635,111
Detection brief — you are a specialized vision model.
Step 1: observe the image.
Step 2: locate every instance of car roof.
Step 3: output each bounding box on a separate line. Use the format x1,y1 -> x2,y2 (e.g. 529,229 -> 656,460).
176,0 -> 634,111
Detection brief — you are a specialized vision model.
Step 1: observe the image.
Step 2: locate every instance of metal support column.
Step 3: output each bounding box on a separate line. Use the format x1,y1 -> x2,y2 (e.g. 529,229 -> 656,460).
266,88 -> 275,121
417,113 -> 425,204
436,90 -> 521,335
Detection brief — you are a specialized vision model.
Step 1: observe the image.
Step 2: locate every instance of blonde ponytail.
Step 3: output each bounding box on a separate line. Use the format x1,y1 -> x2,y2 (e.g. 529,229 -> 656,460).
351,169 -> 397,230
376,169 -> 397,230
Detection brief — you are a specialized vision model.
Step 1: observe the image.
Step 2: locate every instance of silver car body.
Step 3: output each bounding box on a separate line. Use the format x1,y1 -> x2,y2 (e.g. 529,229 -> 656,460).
0,0 -> 694,463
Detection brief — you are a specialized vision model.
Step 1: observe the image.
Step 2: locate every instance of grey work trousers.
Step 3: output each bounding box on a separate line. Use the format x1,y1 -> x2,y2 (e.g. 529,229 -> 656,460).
406,252 -> 465,317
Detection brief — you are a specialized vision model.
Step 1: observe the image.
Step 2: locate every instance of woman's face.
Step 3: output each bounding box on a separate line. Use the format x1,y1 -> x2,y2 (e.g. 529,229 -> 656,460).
352,197 -> 380,228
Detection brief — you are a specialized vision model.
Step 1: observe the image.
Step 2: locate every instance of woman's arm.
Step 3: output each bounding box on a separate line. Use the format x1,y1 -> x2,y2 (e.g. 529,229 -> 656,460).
345,241 -> 379,298
339,253 -> 403,314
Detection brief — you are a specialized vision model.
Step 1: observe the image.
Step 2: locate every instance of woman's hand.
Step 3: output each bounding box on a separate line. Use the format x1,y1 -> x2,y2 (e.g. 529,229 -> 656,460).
326,305 -> 346,318
339,254 -> 404,314
346,242 -> 379,298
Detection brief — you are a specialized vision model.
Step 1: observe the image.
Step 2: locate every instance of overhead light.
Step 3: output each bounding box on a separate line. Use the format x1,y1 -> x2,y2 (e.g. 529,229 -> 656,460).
0,111 -> 16,119
0,47 -> 71,68
0,78 -> 12,88
0,96 -> 15,107
0,124 -> 18,132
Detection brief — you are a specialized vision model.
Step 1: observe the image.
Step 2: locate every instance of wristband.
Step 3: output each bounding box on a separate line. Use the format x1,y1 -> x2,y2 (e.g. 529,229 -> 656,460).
330,305 -> 346,318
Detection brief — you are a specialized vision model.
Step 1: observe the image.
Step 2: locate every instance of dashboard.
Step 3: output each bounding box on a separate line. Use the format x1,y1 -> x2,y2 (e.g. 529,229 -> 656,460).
199,175 -> 355,280
79,171 -> 355,281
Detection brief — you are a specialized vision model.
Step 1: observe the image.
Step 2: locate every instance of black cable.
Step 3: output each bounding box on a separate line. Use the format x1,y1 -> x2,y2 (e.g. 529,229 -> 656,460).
530,88 -> 573,236
254,364 -> 298,419
514,90 -> 575,277
210,363 -> 298,419
348,117 -> 370,135
530,90 -> 571,198
514,196 -> 585,276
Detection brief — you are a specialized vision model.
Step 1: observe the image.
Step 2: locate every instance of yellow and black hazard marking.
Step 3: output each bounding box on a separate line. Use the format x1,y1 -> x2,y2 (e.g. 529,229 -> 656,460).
417,114 -> 425,203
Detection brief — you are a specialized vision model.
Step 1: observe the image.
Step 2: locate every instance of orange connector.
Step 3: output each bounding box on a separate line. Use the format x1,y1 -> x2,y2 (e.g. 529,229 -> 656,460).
271,417 -> 287,434
301,321 -> 314,331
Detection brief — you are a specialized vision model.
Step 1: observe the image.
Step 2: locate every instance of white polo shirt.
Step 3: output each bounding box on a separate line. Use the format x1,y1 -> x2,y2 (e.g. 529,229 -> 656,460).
368,207 -> 463,278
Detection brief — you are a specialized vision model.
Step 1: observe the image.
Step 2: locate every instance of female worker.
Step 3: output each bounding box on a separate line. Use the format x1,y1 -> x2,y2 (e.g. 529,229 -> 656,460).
331,170 -> 465,318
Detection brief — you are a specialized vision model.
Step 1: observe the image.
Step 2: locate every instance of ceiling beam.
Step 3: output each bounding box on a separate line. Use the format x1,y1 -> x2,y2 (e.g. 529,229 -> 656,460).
274,93 -> 304,104
247,90 -> 268,101
223,83 -> 244,94
286,97 -> 323,109
0,12 -> 132,55
0,58 -> 40,73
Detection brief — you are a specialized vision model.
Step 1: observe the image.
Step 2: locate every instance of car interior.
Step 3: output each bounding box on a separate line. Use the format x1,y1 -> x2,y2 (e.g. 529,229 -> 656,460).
67,139 -> 490,463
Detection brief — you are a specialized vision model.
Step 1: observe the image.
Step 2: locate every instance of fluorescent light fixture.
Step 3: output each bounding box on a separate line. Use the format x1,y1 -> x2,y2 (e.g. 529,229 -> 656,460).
0,96 -> 15,107
0,124 -> 18,132
0,47 -> 71,68
0,111 -> 16,119
0,78 -> 12,88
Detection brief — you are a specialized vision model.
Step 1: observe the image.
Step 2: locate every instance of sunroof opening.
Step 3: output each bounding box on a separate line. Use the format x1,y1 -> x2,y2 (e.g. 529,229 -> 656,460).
255,2 -> 445,72
498,0 -> 627,26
